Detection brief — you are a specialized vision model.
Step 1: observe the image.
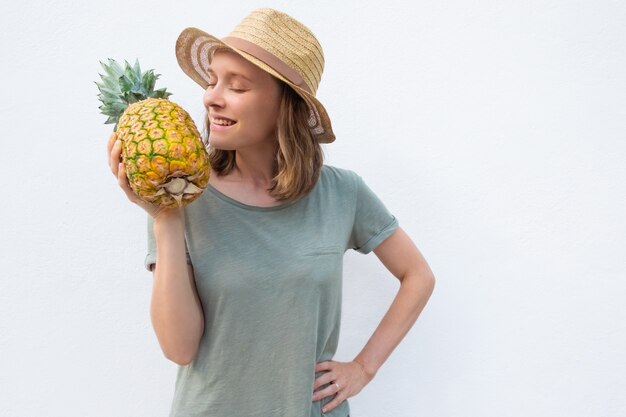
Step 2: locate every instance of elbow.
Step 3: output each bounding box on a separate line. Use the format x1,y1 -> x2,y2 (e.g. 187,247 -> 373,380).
424,273 -> 436,293
151,309 -> 205,366
159,332 -> 202,366
168,356 -> 194,366
404,270 -> 436,294
414,272 -> 435,304
428,273 -> 436,289
418,261 -> 436,290
164,346 -> 199,366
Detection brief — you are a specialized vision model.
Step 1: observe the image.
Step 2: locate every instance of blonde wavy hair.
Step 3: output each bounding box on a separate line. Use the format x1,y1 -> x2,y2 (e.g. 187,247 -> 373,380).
201,47 -> 324,202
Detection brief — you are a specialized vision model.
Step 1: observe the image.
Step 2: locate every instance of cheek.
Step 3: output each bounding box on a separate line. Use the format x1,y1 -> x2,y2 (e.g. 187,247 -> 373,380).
258,96 -> 281,123
244,98 -> 279,127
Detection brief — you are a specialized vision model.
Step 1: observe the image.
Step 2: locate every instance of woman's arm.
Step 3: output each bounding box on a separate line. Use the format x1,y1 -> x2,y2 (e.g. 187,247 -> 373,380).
353,226 -> 436,378
150,211 -> 205,365
108,132 -> 204,365
313,226 -> 435,413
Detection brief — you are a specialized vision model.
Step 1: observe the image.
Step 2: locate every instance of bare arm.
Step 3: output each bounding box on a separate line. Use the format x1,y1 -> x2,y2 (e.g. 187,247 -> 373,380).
108,132 -> 204,365
150,211 -> 205,365
353,226 -> 436,378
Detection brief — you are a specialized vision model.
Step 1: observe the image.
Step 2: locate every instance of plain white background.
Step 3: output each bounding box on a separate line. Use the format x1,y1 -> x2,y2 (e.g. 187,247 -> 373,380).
1,0 -> 625,416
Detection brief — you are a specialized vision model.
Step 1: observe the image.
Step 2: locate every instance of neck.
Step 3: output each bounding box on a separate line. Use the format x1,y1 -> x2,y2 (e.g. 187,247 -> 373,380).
232,142 -> 276,188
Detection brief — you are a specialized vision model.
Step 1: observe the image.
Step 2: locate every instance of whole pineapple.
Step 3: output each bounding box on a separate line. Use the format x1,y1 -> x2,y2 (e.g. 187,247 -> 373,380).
96,58 -> 210,208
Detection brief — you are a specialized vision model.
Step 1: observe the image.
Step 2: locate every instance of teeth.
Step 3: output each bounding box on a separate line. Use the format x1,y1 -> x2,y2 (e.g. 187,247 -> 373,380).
213,118 -> 235,126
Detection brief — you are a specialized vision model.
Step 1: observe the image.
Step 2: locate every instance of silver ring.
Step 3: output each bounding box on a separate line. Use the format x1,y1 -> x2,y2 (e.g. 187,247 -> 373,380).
334,382 -> 340,390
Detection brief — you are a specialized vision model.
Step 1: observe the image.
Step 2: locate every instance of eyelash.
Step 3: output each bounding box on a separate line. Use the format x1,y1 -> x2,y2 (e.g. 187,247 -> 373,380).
206,83 -> 246,93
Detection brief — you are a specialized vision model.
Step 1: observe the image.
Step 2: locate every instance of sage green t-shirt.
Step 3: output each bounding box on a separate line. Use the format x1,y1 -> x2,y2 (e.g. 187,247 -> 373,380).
144,164 -> 399,417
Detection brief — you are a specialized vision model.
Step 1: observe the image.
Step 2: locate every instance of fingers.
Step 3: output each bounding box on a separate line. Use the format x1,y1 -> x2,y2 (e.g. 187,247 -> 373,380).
109,134 -> 134,201
107,132 -> 120,171
108,132 -> 134,199
315,361 -> 332,371
312,380 -> 344,414
117,161 -> 135,200
107,131 -> 117,158
108,131 -> 161,217
312,360 -> 370,413
321,389 -> 346,414
117,162 -> 161,216
109,138 -> 123,177
108,132 -> 130,198
312,380 -> 340,402
313,371 -> 335,391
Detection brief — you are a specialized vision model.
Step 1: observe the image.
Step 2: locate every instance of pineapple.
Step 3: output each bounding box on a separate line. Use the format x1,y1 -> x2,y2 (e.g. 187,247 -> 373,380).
95,58 -> 209,208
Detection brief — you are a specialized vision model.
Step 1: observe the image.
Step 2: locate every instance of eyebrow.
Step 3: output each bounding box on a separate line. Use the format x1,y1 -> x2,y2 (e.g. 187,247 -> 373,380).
207,68 -> 252,82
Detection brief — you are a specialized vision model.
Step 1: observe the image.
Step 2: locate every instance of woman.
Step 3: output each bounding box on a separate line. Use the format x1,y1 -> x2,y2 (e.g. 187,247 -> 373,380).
107,8 -> 435,417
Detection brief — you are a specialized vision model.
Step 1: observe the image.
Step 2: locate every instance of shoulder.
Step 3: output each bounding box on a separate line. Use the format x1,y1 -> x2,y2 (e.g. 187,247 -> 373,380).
316,164 -> 363,198
319,165 -> 389,209
319,164 -> 361,190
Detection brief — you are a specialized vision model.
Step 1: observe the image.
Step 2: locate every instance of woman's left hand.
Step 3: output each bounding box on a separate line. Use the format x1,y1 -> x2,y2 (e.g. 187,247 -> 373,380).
312,360 -> 374,413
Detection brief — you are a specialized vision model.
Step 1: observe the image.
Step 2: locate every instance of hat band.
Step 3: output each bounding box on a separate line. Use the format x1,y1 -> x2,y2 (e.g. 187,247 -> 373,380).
222,36 -> 312,94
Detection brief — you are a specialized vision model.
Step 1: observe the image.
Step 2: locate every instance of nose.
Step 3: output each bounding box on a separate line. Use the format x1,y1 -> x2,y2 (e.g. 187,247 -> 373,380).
203,84 -> 224,110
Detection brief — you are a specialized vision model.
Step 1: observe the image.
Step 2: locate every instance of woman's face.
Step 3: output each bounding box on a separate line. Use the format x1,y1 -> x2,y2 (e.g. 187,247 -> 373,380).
203,49 -> 282,150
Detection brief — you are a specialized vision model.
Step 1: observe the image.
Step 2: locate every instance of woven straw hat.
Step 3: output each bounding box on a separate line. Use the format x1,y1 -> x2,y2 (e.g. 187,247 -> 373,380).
175,8 -> 335,143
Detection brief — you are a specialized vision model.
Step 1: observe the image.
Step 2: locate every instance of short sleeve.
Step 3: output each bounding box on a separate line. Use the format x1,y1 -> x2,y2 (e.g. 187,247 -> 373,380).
144,214 -> 192,272
349,174 -> 399,254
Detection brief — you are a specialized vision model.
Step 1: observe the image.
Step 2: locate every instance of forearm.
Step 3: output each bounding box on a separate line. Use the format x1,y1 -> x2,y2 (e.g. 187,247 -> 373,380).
353,272 -> 435,378
150,212 -> 204,365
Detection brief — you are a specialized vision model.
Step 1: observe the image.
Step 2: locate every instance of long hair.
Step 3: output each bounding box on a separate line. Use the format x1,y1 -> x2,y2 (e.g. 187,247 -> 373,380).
201,52 -> 324,202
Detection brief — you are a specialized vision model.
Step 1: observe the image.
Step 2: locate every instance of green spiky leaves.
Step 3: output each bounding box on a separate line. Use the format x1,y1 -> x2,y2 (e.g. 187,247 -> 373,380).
95,58 -> 173,130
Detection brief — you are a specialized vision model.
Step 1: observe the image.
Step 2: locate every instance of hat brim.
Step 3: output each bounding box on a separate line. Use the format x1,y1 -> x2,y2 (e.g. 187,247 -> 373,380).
175,27 -> 335,143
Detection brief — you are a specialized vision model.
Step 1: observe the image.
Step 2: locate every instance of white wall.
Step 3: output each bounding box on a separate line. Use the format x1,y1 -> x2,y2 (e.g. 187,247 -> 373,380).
1,0 -> 625,416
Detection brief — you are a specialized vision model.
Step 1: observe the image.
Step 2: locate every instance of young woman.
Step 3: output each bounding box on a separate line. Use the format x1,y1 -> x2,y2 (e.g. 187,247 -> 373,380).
107,8 -> 435,417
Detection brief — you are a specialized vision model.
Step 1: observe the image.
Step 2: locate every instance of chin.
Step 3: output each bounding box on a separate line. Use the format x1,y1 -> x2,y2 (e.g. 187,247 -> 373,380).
207,138 -> 236,151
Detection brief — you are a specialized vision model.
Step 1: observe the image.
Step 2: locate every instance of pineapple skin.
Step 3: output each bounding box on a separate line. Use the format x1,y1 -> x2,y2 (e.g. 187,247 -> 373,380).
115,98 -> 210,208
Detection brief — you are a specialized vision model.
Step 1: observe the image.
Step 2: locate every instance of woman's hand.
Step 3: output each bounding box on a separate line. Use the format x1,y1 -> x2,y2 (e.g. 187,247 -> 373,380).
107,131 -> 181,220
312,359 -> 375,414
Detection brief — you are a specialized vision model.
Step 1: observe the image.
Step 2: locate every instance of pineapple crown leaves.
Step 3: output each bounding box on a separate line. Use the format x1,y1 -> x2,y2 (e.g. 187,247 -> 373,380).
95,58 -> 173,130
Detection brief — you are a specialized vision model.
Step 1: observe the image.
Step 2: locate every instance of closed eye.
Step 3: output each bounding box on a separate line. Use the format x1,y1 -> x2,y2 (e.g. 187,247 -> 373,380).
206,83 -> 247,93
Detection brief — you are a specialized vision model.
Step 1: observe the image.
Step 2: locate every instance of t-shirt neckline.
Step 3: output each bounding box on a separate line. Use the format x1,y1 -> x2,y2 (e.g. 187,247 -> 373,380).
206,183 -> 302,212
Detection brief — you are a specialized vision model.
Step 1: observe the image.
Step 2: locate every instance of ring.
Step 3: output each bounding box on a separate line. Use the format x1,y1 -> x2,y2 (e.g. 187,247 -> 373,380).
334,382 -> 340,390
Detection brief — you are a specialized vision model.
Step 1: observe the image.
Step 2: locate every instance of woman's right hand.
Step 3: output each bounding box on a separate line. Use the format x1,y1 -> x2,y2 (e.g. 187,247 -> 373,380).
107,131 -> 183,221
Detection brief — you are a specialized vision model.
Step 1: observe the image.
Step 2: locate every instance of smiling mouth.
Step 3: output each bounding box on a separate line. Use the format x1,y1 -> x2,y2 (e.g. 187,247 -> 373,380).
211,118 -> 237,126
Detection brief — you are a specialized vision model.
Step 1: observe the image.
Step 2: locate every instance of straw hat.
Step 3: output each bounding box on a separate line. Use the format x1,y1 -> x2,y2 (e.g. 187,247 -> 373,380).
175,8 -> 335,143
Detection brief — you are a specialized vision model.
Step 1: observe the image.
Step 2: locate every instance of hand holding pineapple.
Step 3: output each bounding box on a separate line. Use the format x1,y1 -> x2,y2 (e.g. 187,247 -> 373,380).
107,131 -> 183,220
